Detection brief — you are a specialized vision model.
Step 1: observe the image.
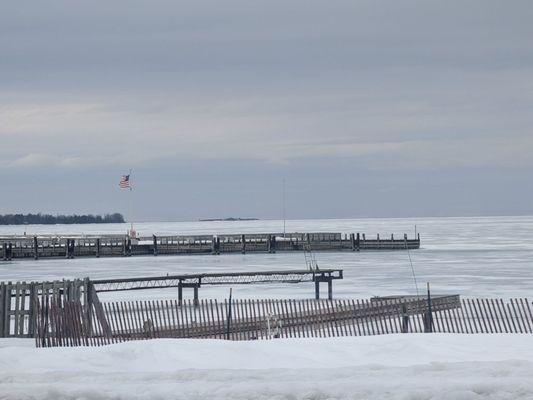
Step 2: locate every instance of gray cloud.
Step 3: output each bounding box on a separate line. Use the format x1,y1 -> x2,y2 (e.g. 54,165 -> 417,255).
1,0 -> 532,219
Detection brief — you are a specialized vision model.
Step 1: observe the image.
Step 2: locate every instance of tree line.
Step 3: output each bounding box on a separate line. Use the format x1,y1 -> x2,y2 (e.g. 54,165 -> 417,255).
0,213 -> 125,225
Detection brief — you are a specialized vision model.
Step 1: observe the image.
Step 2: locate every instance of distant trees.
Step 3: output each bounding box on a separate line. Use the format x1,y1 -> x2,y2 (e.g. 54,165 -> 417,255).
0,213 -> 125,225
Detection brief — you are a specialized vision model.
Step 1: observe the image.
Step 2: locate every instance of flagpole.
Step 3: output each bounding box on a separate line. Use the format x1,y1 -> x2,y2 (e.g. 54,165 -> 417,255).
129,169 -> 134,237
282,178 -> 286,237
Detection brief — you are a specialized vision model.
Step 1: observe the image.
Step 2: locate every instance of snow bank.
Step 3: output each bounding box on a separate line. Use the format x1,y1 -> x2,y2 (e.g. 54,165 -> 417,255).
1,334 -> 533,399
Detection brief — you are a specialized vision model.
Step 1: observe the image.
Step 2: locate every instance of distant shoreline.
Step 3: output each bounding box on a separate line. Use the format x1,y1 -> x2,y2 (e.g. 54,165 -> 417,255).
0,213 -> 125,225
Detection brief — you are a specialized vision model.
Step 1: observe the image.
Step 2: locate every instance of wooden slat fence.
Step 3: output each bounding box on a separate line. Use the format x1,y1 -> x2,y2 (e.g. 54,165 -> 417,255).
34,296 -> 533,347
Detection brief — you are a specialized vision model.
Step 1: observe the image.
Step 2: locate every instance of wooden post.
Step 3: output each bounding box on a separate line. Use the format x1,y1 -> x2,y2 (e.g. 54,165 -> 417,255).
33,236 -> 39,260
153,235 -> 158,256
2,243 -> 6,261
241,234 -> 246,254
95,238 -> 100,258
65,239 -> 70,259
356,232 -> 360,252
425,283 -> 433,333
28,283 -> 36,338
225,288 -> 233,340
270,235 -> 276,253
315,280 -> 320,300
350,234 -> 355,251
193,286 -> 199,307
327,279 -> 333,300
0,283 -> 5,337
212,237 -> 220,255
178,282 -> 183,306
401,303 -> 409,333
83,278 -> 93,336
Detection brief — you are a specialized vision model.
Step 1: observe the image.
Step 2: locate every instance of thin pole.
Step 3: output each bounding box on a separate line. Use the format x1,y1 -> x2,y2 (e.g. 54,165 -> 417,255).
129,169 -> 133,235
282,178 -> 286,236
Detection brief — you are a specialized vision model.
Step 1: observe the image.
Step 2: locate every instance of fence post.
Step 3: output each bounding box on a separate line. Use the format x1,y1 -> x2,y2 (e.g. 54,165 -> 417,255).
401,303 -> 409,333
0,283 -> 5,337
424,283 -> 433,333
225,288 -> 233,340
153,235 -> 158,256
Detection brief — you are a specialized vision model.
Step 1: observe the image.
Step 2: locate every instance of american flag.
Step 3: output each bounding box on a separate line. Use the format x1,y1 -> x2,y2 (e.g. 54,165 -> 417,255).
119,174 -> 132,190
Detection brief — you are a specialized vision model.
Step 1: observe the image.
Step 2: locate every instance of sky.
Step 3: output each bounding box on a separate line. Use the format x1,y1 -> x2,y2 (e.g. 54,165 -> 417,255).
1,0 -> 532,221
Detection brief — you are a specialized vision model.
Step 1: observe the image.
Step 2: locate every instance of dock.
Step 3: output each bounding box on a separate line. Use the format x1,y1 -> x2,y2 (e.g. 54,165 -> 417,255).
0,231 -> 420,261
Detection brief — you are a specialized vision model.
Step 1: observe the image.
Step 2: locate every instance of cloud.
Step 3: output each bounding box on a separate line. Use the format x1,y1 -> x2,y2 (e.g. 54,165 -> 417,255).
1,0 -> 533,217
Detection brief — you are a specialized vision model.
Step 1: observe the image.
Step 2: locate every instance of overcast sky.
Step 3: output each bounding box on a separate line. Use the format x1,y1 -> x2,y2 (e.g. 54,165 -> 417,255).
1,1 -> 532,221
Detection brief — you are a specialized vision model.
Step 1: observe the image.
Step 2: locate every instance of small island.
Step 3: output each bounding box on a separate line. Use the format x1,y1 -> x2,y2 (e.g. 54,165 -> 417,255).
0,213 -> 125,225
198,217 -> 259,222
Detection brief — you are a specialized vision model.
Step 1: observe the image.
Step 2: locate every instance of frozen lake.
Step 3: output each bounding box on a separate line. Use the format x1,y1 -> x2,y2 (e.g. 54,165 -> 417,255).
1,216 -> 532,300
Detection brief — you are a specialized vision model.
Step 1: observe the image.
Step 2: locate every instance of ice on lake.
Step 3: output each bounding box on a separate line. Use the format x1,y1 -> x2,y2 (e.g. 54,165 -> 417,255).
1,215 -> 532,300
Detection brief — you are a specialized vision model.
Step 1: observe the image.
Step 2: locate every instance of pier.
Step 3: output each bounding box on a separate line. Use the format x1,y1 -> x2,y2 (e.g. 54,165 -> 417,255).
0,231 -> 420,261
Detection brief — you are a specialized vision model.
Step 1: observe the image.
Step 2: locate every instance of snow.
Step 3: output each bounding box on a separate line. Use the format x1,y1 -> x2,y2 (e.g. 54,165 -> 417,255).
1,334 -> 533,399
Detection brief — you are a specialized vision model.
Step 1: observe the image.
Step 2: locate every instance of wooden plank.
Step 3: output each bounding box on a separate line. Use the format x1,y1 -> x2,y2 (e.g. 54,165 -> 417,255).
181,299 -> 189,338
155,300 -> 166,335
250,299 -> 260,339
119,302 -> 132,338
466,299 -> 479,333
498,299 -> 512,333
164,300 -> 173,335
509,299 -> 523,334
283,299 -> 295,338
357,299 -> 369,335
482,299 -> 496,333
444,307 -> 454,333
518,298 -> 532,333
4,283 -> 12,337
524,298 -> 533,332
317,300 -> 328,337
13,282 -> 21,337
19,282 -> 27,337
207,299 -> 216,339
451,304 -> 465,333
0,283 -> 5,338
505,301 -> 518,333
172,300 -> 181,338
102,303 -> 116,338
187,299 -> 195,338
214,299 -> 223,339
245,299 -> 254,340
350,300 -> 362,336
307,299 -> 317,337
146,301 -> 157,338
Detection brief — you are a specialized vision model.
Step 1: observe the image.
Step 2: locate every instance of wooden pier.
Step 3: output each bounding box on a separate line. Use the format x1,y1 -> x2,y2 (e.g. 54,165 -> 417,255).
0,231 -> 420,261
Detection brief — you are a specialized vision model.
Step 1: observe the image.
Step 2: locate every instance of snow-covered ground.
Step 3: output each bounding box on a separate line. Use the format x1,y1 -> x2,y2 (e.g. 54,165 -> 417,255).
1,216 -> 532,300
1,334 -> 533,399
